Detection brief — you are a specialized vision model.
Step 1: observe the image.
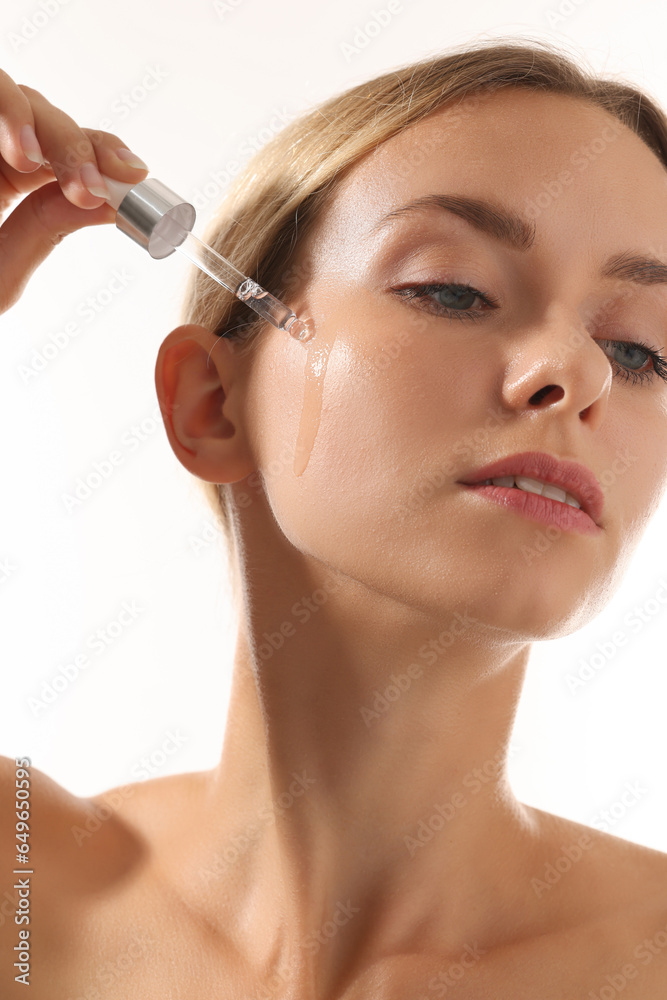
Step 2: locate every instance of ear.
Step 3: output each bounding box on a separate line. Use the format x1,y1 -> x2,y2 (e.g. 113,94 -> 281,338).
154,324 -> 256,483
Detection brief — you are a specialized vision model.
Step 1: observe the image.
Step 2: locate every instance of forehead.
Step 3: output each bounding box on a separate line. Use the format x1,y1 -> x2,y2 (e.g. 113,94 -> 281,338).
306,87 -> 667,272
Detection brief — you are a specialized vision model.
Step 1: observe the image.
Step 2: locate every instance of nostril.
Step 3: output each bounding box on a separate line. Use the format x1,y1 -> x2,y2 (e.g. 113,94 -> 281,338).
529,384 -> 563,405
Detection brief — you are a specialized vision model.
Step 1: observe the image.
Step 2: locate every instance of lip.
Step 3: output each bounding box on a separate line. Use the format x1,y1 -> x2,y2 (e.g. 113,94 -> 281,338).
457,451 -> 604,528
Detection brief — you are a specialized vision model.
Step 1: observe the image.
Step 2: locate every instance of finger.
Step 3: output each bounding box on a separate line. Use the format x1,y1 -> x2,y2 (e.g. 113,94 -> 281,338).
80,126 -> 149,188
19,86 -> 148,211
0,125 -> 148,210
0,180 -> 116,314
0,69 -> 47,173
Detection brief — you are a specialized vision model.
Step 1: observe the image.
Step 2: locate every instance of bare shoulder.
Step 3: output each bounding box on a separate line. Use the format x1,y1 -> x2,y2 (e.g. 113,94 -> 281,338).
0,756 -> 187,997
0,752 -> 208,883
580,822 -> 667,996
87,766 -> 211,844
0,752 -> 84,873
0,752 -> 149,909
529,802 -> 667,884
0,755 -> 160,997
527,803 -> 667,975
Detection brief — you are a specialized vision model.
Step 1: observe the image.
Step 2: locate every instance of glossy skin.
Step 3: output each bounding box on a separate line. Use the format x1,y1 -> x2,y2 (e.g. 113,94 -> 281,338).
4,83 -> 667,997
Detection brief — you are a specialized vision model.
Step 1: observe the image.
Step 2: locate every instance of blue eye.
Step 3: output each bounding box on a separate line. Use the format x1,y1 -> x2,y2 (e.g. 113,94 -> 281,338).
392,282 -> 667,388
393,282 -> 494,322
597,339 -> 667,386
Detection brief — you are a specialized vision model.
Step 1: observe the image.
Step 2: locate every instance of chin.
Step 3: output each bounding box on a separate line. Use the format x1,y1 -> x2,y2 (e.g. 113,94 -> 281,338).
424,569 -> 608,643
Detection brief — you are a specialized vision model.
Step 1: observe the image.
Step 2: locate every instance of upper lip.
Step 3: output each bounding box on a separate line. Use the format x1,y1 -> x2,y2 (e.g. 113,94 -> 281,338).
458,451 -> 604,526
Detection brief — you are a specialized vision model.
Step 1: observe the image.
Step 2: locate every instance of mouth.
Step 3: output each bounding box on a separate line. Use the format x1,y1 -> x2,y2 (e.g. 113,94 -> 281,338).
457,451 -> 604,531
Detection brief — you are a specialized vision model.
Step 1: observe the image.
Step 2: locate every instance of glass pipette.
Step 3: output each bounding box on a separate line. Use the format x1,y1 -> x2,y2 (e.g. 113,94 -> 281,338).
172,226 -> 313,340
101,174 -> 315,342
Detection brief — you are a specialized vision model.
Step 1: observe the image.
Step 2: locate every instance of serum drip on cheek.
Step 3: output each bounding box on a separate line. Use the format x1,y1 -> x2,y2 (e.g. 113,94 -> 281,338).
293,321 -> 337,477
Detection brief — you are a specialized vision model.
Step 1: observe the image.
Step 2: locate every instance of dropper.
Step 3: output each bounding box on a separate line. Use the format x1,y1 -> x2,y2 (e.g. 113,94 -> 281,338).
100,174 -> 315,342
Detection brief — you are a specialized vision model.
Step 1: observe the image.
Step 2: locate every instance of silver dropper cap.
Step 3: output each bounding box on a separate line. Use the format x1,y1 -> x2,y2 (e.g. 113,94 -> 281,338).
113,177 -> 196,259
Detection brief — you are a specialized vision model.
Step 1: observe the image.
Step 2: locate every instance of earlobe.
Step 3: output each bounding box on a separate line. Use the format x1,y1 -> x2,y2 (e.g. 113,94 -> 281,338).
154,324 -> 255,483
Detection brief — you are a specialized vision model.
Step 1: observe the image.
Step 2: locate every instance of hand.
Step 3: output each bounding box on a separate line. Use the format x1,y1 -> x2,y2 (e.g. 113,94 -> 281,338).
0,67 -> 149,315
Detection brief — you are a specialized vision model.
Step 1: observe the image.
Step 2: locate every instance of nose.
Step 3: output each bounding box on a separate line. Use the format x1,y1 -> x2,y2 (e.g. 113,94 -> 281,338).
501,308 -> 613,431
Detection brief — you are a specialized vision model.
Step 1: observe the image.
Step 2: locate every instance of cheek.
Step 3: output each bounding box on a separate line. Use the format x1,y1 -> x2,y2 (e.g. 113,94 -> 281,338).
243,288 -> 493,561
614,414 -> 667,532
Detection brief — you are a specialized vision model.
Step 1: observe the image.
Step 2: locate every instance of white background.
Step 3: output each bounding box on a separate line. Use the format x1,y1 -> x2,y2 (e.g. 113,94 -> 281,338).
1,0 -> 666,850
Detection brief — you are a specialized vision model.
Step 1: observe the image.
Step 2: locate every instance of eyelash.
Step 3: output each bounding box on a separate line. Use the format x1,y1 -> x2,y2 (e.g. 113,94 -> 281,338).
393,281 -> 667,388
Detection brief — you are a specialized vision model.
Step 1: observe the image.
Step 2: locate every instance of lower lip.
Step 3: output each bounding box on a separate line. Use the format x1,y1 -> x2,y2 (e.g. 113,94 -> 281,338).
460,483 -> 602,536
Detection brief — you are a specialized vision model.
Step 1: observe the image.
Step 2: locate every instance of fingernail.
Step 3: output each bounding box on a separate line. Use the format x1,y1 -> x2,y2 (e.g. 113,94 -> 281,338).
115,147 -> 149,171
80,161 -> 110,199
20,124 -> 46,166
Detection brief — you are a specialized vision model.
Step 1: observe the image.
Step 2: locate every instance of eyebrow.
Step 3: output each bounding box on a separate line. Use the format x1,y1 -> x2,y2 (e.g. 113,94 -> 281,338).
370,194 -> 667,287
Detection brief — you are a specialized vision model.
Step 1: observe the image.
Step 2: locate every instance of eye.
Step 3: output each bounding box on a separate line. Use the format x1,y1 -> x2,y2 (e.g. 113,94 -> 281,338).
392,281 -> 496,322
597,339 -> 667,386
392,282 -> 667,387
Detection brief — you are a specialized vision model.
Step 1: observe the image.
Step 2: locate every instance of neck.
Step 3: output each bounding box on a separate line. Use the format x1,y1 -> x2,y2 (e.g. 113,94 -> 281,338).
189,504 -> 549,994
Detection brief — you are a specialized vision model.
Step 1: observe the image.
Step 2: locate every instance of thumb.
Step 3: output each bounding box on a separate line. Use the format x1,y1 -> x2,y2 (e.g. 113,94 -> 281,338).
0,180 -> 118,314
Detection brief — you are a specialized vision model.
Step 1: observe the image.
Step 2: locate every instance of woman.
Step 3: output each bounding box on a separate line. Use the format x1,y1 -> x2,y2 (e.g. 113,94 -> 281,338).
3,37 -> 667,997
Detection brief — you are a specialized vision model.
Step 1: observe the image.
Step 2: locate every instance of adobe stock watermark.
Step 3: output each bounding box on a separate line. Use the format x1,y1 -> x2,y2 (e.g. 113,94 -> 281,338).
523,117 -> 625,222
62,401 -> 166,513
403,742 -> 521,857
253,897 -> 361,1000
7,0 -> 74,52
589,779 -> 649,834
300,898 -> 360,956
359,611 -> 478,728
20,68 -> 166,187
213,0 -> 247,17
400,405 -> 513,516
588,918 -> 667,999
545,0 -> 588,28
93,65 -> 168,129
361,276 -> 441,377
530,831 -> 594,899
0,556 -> 16,586
192,568 -> 347,666
197,770 -> 317,885
339,0 -> 406,63
17,268 -> 134,384
189,107 -> 295,212
26,599 -> 145,716
70,730 -> 190,846
129,729 -> 189,780
188,515 -> 226,556
70,783 -> 135,847
416,941 -> 487,998
565,578 -> 667,694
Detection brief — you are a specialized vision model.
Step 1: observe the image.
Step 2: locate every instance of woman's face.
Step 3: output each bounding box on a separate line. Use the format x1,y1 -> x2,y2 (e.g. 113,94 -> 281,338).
238,87 -> 667,639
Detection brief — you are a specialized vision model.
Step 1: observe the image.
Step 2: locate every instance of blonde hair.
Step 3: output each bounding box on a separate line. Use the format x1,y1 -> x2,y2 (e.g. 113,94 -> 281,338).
177,35 -> 667,605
